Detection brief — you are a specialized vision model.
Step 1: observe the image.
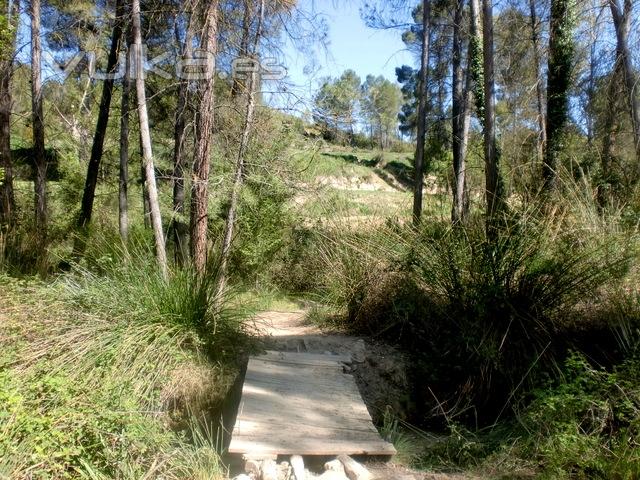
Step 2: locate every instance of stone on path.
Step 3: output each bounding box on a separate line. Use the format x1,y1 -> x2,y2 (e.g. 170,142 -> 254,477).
324,459 -> 346,474
290,455 -> 305,480
261,459 -> 279,480
337,455 -> 373,480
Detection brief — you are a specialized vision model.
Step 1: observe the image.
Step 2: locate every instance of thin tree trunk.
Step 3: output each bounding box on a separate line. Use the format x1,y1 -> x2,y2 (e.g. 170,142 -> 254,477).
172,13 -> 194,266
482,0 -> 505,227
598,60 -> 622,208
31,0 -> 47,241
529,0 -> 547,164
231,0 -> 252,98
77,0 -> 125,234
413,0 -> 431,225
0,0 -> 18,228
141,156 -> 150,227
469,0 -> 484,122
544,0 -> 574,193
609,0 -> 640,168
119,35 -> 131,243
584,1 -> 604,148
0,68 -> 13,227
132,0 -> 168,278
190,0 -> 219,275
452,0 -> 469,224
218,0 -> 265,294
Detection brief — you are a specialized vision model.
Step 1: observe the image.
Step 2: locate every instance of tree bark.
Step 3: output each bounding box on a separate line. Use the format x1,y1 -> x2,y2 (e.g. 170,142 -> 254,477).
451,0 -> 469,224
544,0 -> 574,193
0,0 -> 18,228
141,156 -> 151,227
132,0 -> 168,278
218,0 -> 265,294
190,0 -> 219,275
119,33 -> 131,243
482,0 -> 505,227
529,0 -> 547,165
31,0 -> 47,241
609,0 -> 640,168
172,13 -> 194,266
469,0 -> 484,122
77,0 -> 125,232
413,0 -> 431,225
598,60 -> 623,208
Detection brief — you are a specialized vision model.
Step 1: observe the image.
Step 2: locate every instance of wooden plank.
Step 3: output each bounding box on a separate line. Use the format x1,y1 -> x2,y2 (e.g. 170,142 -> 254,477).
256,350 -> 352,366
229,351 -> 396,457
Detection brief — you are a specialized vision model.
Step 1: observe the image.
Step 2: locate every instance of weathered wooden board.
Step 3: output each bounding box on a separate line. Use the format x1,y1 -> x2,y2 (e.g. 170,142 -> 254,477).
228,351 -> 397,456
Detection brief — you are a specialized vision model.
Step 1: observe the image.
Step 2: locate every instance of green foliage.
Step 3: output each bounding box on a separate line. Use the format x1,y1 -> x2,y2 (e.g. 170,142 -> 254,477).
314,185 -> 636,422
360,75 -> 403,149
0,8 -> 16,64
0,240 -> 249,477
518,353 -> 640,479
313,70 -> 362,142
0,366 -> 177,478
229,177 -> 297,286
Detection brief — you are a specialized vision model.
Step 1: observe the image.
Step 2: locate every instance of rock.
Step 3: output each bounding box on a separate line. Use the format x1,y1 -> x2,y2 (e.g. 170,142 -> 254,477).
245,459 -> 261,476
261,459 -> 279,480
337,455 -> 373,480
324,459 -> 345,474
290,455 -> 305,480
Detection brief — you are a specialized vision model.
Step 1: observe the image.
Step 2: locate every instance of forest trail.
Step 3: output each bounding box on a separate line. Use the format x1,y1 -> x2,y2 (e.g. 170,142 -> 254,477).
228,310 -> 476,480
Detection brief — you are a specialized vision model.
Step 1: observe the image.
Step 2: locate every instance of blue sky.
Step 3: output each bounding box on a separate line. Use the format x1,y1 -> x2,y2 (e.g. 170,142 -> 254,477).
269,0 -> 416,115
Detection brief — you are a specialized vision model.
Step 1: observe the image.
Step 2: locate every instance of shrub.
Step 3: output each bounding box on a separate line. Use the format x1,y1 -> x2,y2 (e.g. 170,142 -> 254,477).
518,352 -> 640,479
0,240 -> 251,478
315,191 -> 636,424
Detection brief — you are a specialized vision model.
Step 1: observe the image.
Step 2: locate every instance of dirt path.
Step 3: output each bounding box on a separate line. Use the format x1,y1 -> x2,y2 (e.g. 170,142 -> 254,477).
250,310 -> 474,480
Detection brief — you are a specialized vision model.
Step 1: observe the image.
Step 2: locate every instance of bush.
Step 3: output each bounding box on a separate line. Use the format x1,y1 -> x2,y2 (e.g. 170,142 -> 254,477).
518,352 -> 640,479
315,192 -> 636,424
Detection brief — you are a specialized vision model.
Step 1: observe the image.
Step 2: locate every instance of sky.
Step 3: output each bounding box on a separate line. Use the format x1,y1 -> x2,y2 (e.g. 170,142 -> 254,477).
268,0 -> 416,115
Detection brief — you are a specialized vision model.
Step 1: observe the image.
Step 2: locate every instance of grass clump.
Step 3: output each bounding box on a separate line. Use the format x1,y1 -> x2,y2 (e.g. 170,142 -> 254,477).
315,189 -> 637,424
0,238 -> 252,478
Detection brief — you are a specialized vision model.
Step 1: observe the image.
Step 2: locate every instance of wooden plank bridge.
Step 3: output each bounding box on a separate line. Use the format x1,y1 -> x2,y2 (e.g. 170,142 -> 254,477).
228,351 -> 397,456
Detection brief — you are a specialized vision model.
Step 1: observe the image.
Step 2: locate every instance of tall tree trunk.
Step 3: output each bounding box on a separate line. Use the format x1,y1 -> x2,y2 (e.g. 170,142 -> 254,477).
598,60 -> 623,208
469,0 -> 484,122
76,0 -> 125,235
609,0 -> 640,168
190,0 -> 219,275
172,13 -> 194,266
231,0 -> 252,98
31,0 -> 47,241
218,0 -> 265,294
132,0 -> 168,278
119,34 -> 131,243
452,0 -> 470,224
0,0 -> 18,228
544,0 -> 574,193
482,0 -> 505,227
529,0 -> 547,165
413,0 -> 431,225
